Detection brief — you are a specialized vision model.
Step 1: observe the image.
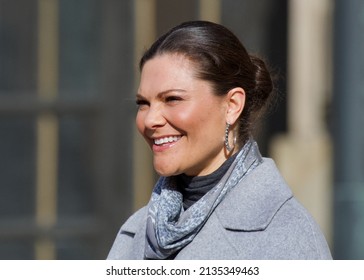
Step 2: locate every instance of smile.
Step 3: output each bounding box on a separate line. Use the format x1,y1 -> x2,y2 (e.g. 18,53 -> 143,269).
154,136 -> 181,146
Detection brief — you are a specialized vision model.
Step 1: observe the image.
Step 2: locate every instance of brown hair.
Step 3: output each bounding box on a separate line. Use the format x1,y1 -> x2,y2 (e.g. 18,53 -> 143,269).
140,21 -> 274,146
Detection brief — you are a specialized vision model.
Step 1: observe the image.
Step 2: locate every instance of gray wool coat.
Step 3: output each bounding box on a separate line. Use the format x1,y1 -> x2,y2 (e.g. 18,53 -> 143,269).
107,158 -> 332,260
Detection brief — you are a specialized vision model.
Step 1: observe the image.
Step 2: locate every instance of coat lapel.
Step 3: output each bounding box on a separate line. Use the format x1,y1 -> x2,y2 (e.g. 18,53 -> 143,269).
215,158 -> 293,231
118,206 -> 148,259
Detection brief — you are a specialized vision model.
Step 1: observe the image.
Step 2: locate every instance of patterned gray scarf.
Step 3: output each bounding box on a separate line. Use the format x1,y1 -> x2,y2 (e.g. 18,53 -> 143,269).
144,139 -> 262,259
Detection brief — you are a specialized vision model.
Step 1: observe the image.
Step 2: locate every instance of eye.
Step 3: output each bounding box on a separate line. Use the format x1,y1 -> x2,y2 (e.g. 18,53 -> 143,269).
136,99 -> 149,109
165,96 -> 183,103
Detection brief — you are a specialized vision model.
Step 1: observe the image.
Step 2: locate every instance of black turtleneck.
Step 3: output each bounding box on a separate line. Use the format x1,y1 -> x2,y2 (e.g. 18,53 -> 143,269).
176,153 -> 238,210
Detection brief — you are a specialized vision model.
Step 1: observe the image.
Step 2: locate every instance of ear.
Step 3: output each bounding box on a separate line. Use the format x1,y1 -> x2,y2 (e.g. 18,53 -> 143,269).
225,87 -> 245,125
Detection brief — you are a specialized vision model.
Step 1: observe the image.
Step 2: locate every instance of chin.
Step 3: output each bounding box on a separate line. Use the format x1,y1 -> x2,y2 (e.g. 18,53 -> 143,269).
153,164 -> 179,177
155,169 -> 177,177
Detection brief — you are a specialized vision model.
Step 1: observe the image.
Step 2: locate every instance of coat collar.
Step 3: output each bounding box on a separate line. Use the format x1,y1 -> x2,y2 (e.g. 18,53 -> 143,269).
215,158 -> 293,231
120,207 -> 147,234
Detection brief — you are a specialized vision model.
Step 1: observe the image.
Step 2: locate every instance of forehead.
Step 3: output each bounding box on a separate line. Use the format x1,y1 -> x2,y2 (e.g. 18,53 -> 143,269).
141,53 -> 197,76
138,54 -> 199,93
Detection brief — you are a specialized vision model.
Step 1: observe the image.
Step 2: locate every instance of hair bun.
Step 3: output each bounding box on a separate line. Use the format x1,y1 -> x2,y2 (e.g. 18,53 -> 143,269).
249,55 -> 274,112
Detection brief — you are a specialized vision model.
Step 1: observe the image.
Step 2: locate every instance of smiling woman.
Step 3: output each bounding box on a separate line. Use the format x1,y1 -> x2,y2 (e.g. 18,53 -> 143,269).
107,21 -> 332,260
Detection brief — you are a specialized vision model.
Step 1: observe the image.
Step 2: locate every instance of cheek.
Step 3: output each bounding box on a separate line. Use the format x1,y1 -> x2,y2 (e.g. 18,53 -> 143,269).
180,101 -> 220,123
165,106 -> 200,133
171,106 -> 213,140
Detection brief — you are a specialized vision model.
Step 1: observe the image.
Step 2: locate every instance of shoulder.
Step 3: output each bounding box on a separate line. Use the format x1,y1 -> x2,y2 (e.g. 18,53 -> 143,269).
214,158 -> 332,259
271,197 -> 332,259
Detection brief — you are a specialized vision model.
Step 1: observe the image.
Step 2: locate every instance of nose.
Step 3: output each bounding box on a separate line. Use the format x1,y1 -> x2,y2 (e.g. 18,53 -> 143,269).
143,104 -> 166,129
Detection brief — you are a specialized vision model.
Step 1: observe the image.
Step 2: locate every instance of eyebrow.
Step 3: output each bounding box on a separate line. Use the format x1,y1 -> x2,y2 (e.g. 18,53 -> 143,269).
136,89 -> 187,99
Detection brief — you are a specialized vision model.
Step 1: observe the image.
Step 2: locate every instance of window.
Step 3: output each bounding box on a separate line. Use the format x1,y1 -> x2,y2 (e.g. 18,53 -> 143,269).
0,0 -> 134,259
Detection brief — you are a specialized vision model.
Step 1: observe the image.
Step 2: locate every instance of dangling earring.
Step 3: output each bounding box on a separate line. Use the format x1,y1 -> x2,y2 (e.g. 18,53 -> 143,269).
225,122 -> 236,153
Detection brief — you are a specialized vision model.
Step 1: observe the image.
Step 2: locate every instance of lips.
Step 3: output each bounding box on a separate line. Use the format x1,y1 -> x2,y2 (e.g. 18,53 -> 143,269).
154,136 -> 181,145
151,135 -> 182,152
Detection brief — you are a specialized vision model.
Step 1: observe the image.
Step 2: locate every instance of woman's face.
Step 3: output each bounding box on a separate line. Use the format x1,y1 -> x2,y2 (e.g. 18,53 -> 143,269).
136,54 -> 229,177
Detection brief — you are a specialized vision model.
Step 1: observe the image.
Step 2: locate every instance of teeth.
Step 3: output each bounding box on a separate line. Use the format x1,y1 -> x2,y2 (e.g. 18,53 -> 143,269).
154,136 -> 181,145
